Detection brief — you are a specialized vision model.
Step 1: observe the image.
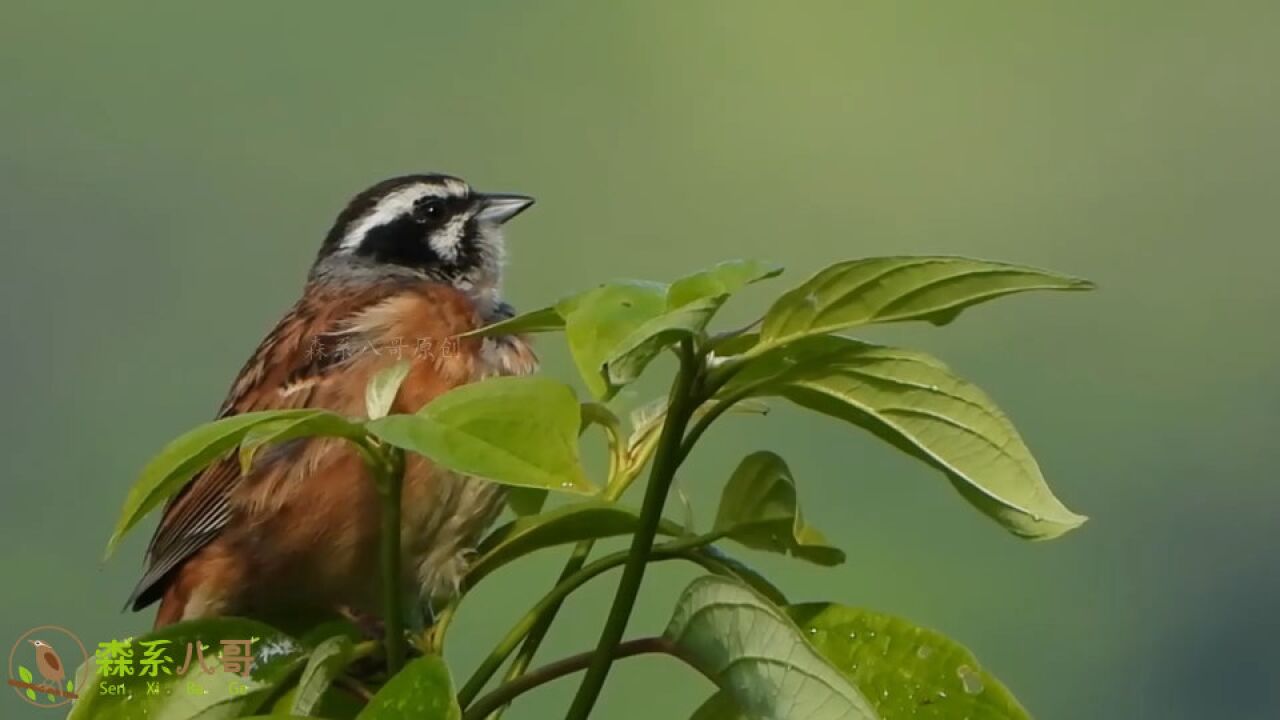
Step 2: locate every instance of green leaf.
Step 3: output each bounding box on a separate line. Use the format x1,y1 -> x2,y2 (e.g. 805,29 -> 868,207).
290,635 -> 354,716
26,688 -> 36,701
757,256 -> 1092,353
607,261 -> 782,387
787,603 -> 1031,719
238,410 -> 367,476
724,336 -> 1085,540
68,618 -> 305,720
18,665 -> 32,683
667,259 -> 783,309
713,451 -> 844,566
367,376 -> 595,494
366,360 -> 412,419
665,575 -> 878,720
692,545 -> 789,606
357,655 -> 460,720
106,409 -> 323,558
471,501 -> 682,585
459,305 -> 565,338
560,281 -> 669,398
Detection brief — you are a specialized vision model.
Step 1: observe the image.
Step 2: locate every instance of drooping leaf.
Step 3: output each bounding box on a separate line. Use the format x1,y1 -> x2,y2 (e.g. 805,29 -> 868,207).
470,501 -> 683,585
713,451 -> 844,566
237,411 -> 367,476
365,360 -> 412,419
68,618 -> 305,720
560,281 -> 669,398
607,261 -> 782,387
106,409 -> 323,558
667,259 -> 782,309
691,545 -> 789,606
367,376 -> 595,495
722,336 -> 1085,540
356,655 -> 460,720
784,603 -> 1031,719
756,256 -> 1092,353
665,575 -> 878,720
458,305 -> 565,338
290,635 -> 354,716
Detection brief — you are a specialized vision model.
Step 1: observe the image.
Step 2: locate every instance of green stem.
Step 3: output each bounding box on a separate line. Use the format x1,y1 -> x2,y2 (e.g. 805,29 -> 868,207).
463,637 -> 679,720
457,535 -> 713,708
565,340 -> 701,720
372,446 -> 407,674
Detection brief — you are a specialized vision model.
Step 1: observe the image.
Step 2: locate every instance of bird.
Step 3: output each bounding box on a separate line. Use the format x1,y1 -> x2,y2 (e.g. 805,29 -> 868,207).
29,640 -> 65,691
125,173 -> 538,630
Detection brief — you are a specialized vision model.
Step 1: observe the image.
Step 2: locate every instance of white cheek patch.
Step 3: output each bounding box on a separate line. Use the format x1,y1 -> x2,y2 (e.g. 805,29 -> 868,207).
429,212 -> 473,263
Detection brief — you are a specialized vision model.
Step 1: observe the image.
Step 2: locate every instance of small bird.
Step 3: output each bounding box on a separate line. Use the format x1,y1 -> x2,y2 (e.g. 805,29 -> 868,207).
125,174 -> 538,629
29,640 -> 65,691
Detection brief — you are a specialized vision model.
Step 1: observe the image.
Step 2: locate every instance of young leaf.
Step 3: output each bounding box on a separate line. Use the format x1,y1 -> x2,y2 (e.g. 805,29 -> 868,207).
560,281 -> 668,398
757,256 -> 1092,353
667,259 -> 782,309
665,575 -> 879,720
471,501 -> 683,585
18,665 -> 32,683
356,655 -> 460,720
365,360 -> 412,419
290,635 -> 354,716
785,603 -> 1031,720
459,305 -> 566,338
68,618 -> 305,720
237,410 -> 367,476
366,376 -> 595,494
712,451 -> 845,566
723,336 -> 1086,540
106,408 -> 322,558
607,261 -> 782,387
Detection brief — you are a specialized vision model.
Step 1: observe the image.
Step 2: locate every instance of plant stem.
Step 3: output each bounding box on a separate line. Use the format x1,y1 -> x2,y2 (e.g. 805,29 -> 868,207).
463,637 -> 678,720
373,445 -> 407,674
565,340 -> 700,720
457,535 -> 714,708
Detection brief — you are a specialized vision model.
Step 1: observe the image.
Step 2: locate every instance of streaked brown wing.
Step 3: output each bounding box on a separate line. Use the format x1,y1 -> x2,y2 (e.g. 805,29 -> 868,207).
127,280 -> 412,610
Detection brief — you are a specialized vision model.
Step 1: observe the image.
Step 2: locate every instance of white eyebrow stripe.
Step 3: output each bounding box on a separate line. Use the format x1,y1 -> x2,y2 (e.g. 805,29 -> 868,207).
338,183 -> 462,250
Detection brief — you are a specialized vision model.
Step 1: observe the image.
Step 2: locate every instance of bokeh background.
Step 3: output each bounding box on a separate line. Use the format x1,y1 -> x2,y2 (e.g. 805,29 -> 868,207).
3,2 -> 1278,718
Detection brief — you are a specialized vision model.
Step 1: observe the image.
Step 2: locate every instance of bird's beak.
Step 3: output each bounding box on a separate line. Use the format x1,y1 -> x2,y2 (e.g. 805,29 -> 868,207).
476,193 -> 535,225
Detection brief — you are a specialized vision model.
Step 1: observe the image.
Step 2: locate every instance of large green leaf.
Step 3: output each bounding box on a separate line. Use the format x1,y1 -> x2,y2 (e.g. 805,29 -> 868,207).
237,411 -> 367,476
367,376 -> 595,494
106,409 -> 326,558
470,501 -> 683,584
560,281 -> 669,398
68,618 -> 305,720
459,305 -> 566,338
289,635 -> 354,716
607,261 -> 782,387
723,336 -> 1085,540
713,451 -> 844,566
691,604 -> 1029,720
756,256 -> 1092,353
666,576 -> 878,720
356,655 -> 460,720
787,603 -> 1030,719
667,259 -> 783,309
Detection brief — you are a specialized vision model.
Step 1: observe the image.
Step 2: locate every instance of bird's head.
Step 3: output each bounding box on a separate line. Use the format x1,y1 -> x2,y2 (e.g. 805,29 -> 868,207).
314,174 -> 534,304
30,640 -> 49,649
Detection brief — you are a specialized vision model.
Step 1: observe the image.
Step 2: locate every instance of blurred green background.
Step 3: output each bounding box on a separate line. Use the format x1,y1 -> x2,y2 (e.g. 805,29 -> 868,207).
2,2 -> 1277,718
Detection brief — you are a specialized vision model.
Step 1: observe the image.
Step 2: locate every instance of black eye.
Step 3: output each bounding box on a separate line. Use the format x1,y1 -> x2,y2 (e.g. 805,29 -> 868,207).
413,198 -> 445,224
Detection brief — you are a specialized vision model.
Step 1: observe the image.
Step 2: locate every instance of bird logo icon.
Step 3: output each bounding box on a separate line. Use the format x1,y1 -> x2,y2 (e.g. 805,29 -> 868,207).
7,625 -> 88,709
29,641 -> 65,691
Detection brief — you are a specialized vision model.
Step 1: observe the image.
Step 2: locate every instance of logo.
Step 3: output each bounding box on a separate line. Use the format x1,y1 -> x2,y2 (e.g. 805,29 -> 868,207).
8,625 -> 89,709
